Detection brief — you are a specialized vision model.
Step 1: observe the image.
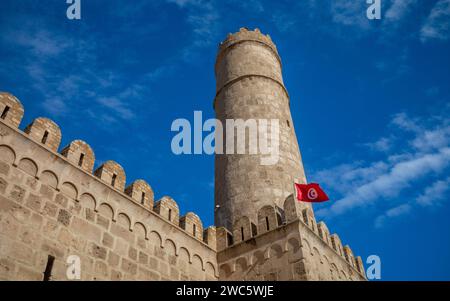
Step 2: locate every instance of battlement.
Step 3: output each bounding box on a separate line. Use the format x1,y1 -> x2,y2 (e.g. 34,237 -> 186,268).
214,28 -> 284,97
216,194 -> 366,280
0,92 -> 212,241
218,27 -> 278,57
0,92 -> 216,251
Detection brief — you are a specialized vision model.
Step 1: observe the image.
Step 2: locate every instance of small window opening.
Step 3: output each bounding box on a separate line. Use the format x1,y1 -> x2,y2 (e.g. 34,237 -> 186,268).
168,209 -> 172,221
1,106 -> 10,119
41,130 -> 49,144
251,222 -> 258,237
227,232 -> 234,246
111,174 -> 117,187
43,255 -> 55,281
193,224 -> 197,237
286,120 -> 290,128
78,153 -> 85,167
141,192 -> 146,205
265,216 -> 270,231
241,227 -> 245,241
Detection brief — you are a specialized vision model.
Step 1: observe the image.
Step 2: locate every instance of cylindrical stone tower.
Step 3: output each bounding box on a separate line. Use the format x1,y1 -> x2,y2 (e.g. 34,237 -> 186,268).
214,28 -> 308,230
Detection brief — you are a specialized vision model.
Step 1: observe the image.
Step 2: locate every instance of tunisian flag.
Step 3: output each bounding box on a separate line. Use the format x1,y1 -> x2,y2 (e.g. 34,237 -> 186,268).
295,183 -> 329,203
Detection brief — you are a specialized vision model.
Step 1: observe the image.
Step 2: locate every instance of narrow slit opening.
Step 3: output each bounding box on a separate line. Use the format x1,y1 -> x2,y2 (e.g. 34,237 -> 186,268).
111,174 -> 117,187
78,153 -> 85,167
43,255 -> 55,281
141,191 -> 146,205
41,130 -> 49,144
1,106 -> 10,120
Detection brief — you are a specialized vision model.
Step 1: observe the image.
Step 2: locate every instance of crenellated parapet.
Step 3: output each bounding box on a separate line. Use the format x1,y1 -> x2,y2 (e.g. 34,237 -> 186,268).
94,160 -> 126,191
24,117 -> 62,152
317,221 -> 331,245
0,92 -> 24,128
125,179 -> 154,209
0,92 -> 217,247
154,196 -> 180,226
180,212 -> 203,241
203,226 -> 217,249
60,140 -> 95,173
216,193 -> 366,280
217,27 -> 278,59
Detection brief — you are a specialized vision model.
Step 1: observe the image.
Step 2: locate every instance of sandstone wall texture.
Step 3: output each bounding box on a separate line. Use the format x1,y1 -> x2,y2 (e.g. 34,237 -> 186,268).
0,93 -> 218,280
216,195 -> 366,280
214,28 -> 309,230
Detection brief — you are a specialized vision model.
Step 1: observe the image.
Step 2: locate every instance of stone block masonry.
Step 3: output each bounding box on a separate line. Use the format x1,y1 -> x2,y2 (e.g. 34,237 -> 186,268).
0,93 -> 217,280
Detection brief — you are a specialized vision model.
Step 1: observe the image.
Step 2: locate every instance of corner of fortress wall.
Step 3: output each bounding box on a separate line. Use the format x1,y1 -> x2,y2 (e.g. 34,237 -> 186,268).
215,192 -> 366,281
0,92 -> 218,280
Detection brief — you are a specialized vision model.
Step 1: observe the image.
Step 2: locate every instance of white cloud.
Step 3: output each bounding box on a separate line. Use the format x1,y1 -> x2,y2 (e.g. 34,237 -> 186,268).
330,0 -> 370,30
411,126 -> 450,152
385,0 -> 417,23
317,147 -> 450,217
373,175 -> 450,228
416,177 -> 450,206
10,29 -> 72,57
420,0 -> 450,42
374,204 -> 412,228
391,112 -> 421,132
166,0 -> 219,51
97,97 -> 135,120
42,97 -> 68,116
315,112 -> 450,219
365,137 -> 392,152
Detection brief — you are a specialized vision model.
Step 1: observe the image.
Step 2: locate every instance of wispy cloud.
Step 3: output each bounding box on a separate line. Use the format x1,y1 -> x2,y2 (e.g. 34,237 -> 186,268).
416,177 -> 450,206
315,109 -> 450,225
166,0 -> 220,59
365,137 -> 393,153
330,0 -> 371,30
420,0 -> 450,42
374,204 -> 412,228
385,0 -> 418,23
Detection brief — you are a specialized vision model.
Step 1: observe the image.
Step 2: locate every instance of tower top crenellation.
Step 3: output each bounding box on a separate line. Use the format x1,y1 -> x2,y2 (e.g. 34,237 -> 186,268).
218,27 -> 278,55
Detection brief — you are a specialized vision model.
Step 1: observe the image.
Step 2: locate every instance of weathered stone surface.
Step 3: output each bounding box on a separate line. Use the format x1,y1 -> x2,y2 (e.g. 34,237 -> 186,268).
102,232 -> 114,249
57,209 -> 72,226
9,185 -> 25,203
71,217 -> 102,243
89,243 -> 107,260
121,258 -> 137,275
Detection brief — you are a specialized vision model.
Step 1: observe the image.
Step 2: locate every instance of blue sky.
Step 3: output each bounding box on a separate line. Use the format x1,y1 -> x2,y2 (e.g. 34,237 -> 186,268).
1,0 -> 449,280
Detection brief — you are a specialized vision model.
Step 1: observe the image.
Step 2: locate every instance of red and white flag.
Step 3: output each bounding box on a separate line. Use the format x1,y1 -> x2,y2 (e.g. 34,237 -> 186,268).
295,183 -> 329,203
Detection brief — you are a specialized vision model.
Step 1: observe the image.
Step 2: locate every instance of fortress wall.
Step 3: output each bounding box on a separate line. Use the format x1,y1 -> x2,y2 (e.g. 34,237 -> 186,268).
216,195 -> 366,281
0,97 -> 217,281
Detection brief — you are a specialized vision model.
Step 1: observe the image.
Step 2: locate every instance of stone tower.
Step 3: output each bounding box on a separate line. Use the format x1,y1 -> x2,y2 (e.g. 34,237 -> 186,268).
214,28 -> 308,230
214,29 -> 366,281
